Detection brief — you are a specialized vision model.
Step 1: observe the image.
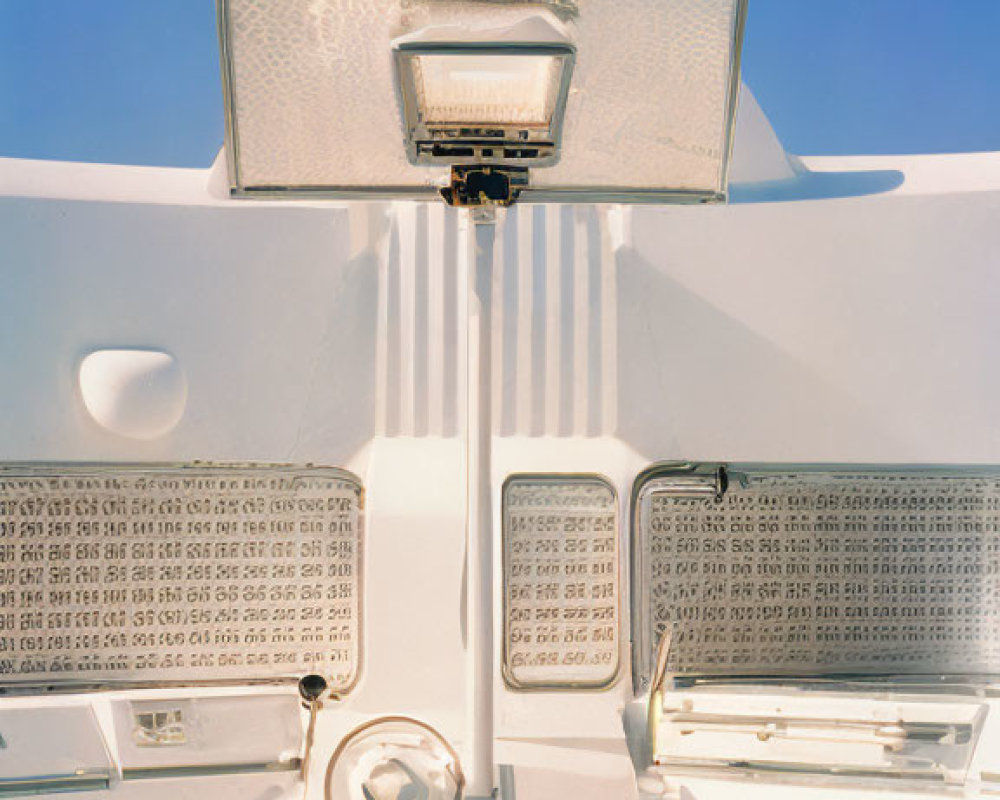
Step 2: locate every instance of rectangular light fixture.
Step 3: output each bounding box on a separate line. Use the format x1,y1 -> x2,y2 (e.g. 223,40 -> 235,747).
218,0 -> 747,202
394,43 -> 575,167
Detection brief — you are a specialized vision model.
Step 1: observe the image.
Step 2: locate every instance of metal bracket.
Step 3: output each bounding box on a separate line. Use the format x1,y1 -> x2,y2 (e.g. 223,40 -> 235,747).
440,166 -> 529,208
637,462 -> 728,501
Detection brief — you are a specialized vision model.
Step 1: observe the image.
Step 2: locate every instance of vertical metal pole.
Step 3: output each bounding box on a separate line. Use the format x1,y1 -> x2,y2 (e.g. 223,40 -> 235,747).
466,209 -> 495,797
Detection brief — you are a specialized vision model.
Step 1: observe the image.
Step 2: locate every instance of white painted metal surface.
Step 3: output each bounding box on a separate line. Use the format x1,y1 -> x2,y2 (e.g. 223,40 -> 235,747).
1,86 -> 1000,799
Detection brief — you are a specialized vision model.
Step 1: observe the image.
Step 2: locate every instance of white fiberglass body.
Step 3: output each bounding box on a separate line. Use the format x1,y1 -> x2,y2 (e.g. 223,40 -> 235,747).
2,85 -> 1000,800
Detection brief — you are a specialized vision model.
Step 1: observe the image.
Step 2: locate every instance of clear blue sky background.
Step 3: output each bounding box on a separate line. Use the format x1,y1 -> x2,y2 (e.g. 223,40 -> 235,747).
1,0 -> 998,167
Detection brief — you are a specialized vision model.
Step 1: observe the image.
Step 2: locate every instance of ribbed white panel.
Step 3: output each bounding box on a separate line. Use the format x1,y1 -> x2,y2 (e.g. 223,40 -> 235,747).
398,204 -> 418,434
599,208 -> 619,436
571,208 -> 590,436
376,202 -> 617,438
516,205 -> 534,434
377,202 -> 462,437
491,205 -> 618,437
426,202 -> 446,436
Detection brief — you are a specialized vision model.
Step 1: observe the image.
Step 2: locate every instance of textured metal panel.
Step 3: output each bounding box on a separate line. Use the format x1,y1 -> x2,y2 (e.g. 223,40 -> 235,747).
491,205 -> 617,436
220,0 -> 744,199
0,464 -> 362,692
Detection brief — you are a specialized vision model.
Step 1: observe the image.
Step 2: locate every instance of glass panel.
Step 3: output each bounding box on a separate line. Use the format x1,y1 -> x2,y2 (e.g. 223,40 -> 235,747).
634,464 -> 1000,687
502,474 -> 619,689
0,463 -> 362,692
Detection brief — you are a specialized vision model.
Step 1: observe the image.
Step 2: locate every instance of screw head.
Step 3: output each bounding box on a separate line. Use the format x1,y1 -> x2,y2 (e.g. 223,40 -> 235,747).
298,673 -> 328,702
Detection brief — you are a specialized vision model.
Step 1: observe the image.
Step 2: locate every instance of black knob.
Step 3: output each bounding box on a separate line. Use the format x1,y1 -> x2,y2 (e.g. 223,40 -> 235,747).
298,673 -> 328,703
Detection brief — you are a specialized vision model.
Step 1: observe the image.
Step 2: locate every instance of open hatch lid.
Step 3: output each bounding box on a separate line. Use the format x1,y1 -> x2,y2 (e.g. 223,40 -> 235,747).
218,0 -> 746,203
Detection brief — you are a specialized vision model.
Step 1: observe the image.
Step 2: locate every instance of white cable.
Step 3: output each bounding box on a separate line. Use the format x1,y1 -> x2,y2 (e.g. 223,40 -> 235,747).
465,210 -> 496,797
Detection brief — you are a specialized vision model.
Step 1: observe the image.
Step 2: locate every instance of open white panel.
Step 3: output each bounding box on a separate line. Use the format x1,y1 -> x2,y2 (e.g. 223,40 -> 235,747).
2,87 -> 1000,799
220,0 -> 745,201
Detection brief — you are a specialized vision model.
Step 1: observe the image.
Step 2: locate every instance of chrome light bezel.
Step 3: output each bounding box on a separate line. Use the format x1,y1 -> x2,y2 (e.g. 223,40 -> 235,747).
393,41 -> 576,169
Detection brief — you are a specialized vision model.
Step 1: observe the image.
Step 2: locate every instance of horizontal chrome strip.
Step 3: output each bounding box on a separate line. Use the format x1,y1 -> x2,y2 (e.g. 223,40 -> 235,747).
122,758 -> 301,781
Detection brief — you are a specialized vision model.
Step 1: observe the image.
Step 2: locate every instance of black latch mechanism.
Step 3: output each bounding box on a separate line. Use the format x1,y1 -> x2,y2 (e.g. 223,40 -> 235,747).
440,165 -> 529,208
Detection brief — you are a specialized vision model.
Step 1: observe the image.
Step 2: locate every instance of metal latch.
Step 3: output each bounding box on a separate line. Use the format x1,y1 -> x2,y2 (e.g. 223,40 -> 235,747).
440,165 -> 528,208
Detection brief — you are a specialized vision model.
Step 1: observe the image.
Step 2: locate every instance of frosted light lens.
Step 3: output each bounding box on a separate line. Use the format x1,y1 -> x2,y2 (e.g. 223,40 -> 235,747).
413,54 -> 561,126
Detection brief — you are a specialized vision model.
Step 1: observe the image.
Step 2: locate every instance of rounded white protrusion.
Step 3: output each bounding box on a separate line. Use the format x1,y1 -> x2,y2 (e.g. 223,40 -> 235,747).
78,349 -> 187,440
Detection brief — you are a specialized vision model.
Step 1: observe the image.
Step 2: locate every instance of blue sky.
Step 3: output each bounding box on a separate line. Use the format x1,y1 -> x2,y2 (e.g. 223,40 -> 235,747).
0,0 -> 998,166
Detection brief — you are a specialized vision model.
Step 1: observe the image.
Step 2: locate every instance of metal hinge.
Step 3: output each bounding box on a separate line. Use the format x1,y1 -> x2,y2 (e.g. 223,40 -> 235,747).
640,462 -> 728,501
